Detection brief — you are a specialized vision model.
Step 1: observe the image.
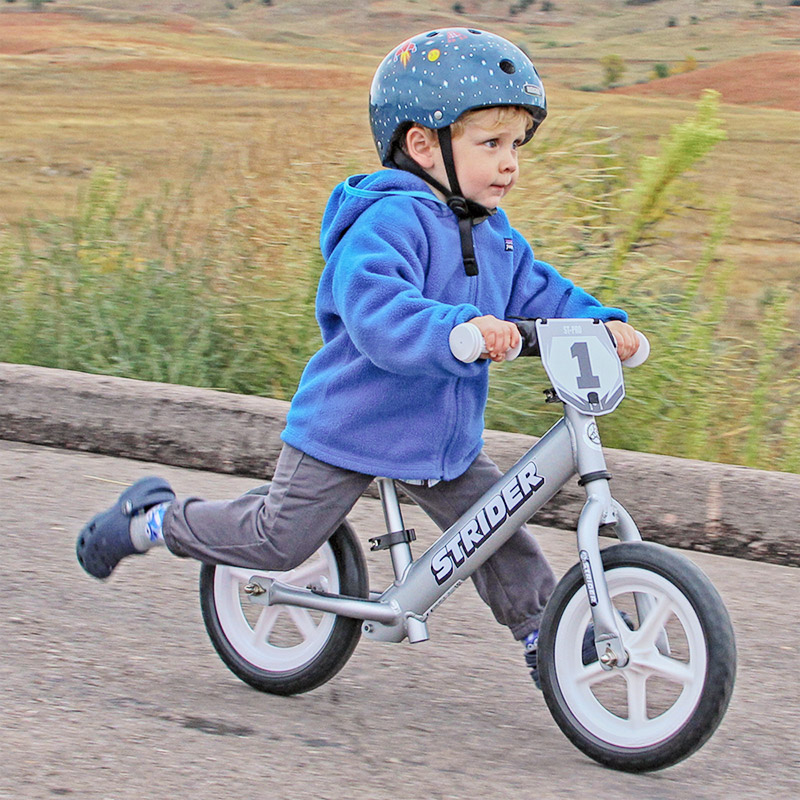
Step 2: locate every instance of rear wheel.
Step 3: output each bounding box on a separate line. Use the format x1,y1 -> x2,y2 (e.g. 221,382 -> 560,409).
199,484 -> 368,695
538,542 -> 736,772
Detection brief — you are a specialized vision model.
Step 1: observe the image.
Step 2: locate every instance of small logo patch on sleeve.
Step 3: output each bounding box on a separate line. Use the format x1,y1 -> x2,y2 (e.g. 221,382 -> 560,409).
504,238 -> 514,252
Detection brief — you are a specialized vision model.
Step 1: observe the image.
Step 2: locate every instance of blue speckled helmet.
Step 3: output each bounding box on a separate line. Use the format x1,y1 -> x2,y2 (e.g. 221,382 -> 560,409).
369,28 -> 547,165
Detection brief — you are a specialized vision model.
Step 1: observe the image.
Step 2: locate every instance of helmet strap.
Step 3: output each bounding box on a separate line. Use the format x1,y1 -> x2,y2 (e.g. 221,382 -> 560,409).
392,148 -> 451,199
391,129 -> 494,278
437,127 -> 480,277
436,126 -> 463,198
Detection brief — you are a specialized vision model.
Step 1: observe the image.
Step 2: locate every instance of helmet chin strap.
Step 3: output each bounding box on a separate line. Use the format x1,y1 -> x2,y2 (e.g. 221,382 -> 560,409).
392,126 -> 494,277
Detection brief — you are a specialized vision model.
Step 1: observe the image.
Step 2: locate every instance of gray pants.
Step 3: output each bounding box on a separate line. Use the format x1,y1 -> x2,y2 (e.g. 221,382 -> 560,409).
163,445 -> 555,640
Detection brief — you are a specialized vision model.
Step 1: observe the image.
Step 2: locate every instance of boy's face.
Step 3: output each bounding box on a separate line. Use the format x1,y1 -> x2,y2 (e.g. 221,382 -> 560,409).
428,109 -> 530,209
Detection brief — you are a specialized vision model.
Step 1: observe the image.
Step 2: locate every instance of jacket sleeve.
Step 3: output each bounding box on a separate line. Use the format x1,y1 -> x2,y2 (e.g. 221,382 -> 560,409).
329,202 -> 485,377
506,230 -> 627,323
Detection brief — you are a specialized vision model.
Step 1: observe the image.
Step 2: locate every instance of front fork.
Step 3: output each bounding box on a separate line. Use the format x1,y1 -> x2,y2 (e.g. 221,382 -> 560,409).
565,405 -> 642,669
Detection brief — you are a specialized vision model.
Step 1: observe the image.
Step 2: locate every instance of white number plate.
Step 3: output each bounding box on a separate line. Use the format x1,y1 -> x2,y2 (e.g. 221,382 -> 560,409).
535,319 -> 625,415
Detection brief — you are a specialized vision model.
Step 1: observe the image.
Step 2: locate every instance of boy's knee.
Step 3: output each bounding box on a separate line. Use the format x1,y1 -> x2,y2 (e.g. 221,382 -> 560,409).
261,548 -> 309,573
250,526 -> 320,573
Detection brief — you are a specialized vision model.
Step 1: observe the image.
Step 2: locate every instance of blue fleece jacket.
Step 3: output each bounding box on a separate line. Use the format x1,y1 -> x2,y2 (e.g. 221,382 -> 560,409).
281,170 -> 626,481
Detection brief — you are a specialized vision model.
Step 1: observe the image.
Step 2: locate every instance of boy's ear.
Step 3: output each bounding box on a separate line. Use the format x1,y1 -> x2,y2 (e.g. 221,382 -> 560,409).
404,126 -> 438,169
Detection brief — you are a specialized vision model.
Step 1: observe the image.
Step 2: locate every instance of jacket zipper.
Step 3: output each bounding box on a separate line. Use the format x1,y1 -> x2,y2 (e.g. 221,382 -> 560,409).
441,270 -> 481,476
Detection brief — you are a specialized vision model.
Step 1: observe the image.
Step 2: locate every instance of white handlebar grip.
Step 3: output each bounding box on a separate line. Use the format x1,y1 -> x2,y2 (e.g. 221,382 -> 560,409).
622,331 -> 650,368
449,322 -> 522,363
449,322 -> 484,362
505,337 -> 522,362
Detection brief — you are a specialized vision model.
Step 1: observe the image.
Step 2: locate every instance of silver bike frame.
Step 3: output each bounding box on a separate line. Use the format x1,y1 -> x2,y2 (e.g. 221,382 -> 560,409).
245,402 -> 642,663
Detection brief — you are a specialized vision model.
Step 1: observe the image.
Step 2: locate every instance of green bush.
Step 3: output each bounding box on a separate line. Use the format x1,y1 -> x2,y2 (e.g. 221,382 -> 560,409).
653,62 -> 670,79
0,170 -> 322,400
600,54 -> 627,87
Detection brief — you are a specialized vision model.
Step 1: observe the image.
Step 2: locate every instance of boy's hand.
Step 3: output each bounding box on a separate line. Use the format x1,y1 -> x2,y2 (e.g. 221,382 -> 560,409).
468,315 -> 520,362
606,320 -> 639,362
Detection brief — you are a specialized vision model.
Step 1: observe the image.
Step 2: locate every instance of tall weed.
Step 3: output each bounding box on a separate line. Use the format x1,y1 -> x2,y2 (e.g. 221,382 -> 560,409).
0,168 -> 319,399
490,91 -> 798,471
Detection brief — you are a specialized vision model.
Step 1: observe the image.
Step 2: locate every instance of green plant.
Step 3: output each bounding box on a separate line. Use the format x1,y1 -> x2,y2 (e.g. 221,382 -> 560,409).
510,0 -> 536,13
499,95 -> 798,470
652,62 -> 670,79
602,90 -> 727,290
0,169 -> 320,399
600,54 -> 627,87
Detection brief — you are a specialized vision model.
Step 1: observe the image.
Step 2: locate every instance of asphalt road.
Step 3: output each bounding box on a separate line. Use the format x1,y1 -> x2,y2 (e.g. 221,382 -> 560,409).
1,440 -> 798,800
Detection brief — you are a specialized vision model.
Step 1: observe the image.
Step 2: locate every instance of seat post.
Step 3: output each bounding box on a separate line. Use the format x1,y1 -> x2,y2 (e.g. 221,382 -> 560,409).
374,478 -> 429,643
375,478 -> 413,581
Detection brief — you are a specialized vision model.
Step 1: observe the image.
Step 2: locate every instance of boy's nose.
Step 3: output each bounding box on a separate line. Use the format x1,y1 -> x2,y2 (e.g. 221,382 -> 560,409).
500,149 -> 517,172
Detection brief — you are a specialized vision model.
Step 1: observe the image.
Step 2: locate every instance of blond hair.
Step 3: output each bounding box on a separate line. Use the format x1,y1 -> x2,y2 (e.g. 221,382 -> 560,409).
399,105 -> 534,156
450,106 -> 534,139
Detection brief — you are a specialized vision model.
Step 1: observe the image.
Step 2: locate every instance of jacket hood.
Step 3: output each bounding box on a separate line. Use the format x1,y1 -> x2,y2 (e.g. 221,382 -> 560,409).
320,169 -> 444,259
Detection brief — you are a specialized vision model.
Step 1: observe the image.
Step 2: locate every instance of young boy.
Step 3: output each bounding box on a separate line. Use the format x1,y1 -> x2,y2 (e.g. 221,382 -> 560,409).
76,28 -> 639,687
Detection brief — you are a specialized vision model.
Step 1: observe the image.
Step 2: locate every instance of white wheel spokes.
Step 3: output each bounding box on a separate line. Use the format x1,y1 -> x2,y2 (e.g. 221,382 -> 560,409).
555,567 -> 708,748
251,605 -> 281,645
626,672 -> 649,726
634,594 -> 672,648
281,557 -> 330,590
226,555 -> 329,590
286,605 -> 320,641
225,565 -> 261,584
212,543 -> 340,672
637,651 -> 693,686
576,661 -> 616,687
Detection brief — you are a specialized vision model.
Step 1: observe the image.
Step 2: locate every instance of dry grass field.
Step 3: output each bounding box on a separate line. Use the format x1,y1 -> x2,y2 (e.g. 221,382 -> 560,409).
1,1 -> 799,469
1,1 -> 797,300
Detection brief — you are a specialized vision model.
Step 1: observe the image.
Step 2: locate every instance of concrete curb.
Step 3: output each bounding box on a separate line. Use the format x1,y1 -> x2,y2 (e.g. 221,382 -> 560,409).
2,362 -> 798,567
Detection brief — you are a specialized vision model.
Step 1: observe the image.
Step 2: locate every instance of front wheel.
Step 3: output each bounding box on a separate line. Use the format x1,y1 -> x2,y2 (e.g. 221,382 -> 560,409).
538,542 -> 736,772
199,484 -> 369,695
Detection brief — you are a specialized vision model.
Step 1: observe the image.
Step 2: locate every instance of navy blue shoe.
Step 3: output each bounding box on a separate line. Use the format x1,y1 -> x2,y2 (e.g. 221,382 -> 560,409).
524,633 -> 542,690
76,477 -> 175,579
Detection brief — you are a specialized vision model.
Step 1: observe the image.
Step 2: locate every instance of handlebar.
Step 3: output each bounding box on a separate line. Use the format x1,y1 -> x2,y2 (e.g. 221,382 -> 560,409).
449,319 -> 650,368
448,320 -> 529,363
